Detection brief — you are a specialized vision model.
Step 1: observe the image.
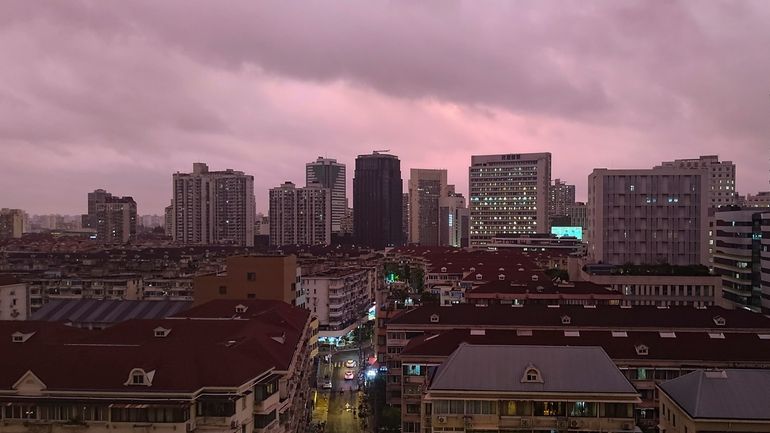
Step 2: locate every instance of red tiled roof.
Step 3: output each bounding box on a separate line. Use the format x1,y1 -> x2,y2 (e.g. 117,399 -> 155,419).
388,304 -> 770,331
400,328 -> 770,363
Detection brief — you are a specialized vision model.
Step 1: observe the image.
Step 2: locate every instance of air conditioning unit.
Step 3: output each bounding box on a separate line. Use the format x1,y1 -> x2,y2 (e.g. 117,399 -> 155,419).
437,416 -> 447,424
570,419 -> 581,428
623,423 -> 635,430
520,418 -> 532,428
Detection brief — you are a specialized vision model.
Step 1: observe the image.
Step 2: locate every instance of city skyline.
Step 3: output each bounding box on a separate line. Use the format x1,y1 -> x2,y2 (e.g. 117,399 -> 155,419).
1,1 -> 769,214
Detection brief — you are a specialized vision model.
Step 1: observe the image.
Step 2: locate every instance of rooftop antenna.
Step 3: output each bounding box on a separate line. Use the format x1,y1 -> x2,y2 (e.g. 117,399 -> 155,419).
373,149 -> 390,154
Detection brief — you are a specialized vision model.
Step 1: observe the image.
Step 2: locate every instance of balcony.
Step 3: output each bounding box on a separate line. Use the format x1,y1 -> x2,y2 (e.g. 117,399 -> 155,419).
254,392 -> 280,414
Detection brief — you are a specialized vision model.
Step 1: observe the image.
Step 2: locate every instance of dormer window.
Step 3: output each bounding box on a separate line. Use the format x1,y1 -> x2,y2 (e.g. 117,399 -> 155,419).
635,344 -> 649,356
498,274 -> 505,281
125,368 -> 155,387
440,267 -> 447,273
521,364 -> 543,383
469,267 -> 475,272
153,327 -> 171,338
561,315 -> 571,325
235,304 -> 248,314
430,314 -> 439,323
475,274 -> 483,280
713,316 -> 726,326
11,332 -> 35,343
531,275 -> 539,281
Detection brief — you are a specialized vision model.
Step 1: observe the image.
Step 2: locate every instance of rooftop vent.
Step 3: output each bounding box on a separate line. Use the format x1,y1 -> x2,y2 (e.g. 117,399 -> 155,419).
620,305 -> 632,309
153,327 -> 171,338
560,315 -> 572,325
518,268 -> 525,272
713,316 -> 726,326
531,275 -> 539,281
516,329 -> 533,336
659,331 -> 676,338
430,314 -> 440,323
11,331 -> 35,343
708,332 -> 725,339
564,330 -> 580,337
470,329 -> 486,336
498,274 -> 506,281
758,334 -> 770,340
635,344 -> 649,356
547,304 -> 560,308
498,267 -> 505,271
611,331 -> 628,338
235,304 -> 248,314
704,370 -> 728,379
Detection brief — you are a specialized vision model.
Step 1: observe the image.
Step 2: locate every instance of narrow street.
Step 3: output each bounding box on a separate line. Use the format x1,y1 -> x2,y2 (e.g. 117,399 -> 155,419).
313,348 -> 370,433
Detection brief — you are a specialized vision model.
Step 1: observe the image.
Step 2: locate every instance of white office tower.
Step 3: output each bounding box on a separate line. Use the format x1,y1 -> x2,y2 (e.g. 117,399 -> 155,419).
469,153 -> 551,247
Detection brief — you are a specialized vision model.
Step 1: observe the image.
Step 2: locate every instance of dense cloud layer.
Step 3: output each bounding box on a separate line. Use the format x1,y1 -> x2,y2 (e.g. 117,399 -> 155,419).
1,0 -> 768,214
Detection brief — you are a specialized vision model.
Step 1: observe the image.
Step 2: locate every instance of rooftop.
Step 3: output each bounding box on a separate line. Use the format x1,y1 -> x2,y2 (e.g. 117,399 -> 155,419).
429,344 -> 637,396
659,369 -> 770,420
31,299 -> 193,325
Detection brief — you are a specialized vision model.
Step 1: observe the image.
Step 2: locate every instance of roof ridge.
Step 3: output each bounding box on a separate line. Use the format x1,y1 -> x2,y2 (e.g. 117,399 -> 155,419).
693,370 -> 704,416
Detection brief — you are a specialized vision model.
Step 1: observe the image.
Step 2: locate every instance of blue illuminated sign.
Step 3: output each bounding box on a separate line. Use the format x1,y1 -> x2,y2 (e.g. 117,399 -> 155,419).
551,226 -> 582,240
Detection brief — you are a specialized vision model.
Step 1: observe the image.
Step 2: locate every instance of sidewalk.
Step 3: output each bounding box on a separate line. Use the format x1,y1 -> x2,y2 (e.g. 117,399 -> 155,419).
312,391 -> 329,425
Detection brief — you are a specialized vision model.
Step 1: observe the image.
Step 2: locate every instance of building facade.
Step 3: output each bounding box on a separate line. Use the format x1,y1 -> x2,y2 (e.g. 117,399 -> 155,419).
306,157 -> 346,234
439,190 -> 468,248
193,255 -> 304,307
353,152 -> 403,249
712,208 -> 770,312
0,209 -> 25,239
95,196 -> 137,244
302,268 -> 373,337
418,345 -> 639,433
469,153 -> 552,247
408,169 -> 448,246
658,155 -> 736,207
172,163 -> 255,247
587,167 -> 709,266
269,182 -> 331,247
0,277 -> 27,320
549,178 -> 576,221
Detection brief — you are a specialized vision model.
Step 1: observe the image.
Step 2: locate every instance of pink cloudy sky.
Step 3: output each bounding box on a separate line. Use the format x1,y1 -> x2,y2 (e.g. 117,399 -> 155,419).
1,1 -> 769,215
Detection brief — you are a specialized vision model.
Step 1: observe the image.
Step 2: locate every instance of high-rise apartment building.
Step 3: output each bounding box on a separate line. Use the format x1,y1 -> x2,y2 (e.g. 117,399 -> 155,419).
95,195 -> 137,244
439,189 -> 469,247
402,193 -> 410,244
567,202 -> 587,230
172,163 -> 255,247
0,209 -> 26,239
408,169 -> 448,246
268,181 -> 331,247
712,207 -> 770,313
738,192 -> 770,208
164,202 -> 173,236
81,189 -> 112,229
549,178 -> 576,221
587,167 -> 709,266
353,152 -> 403,249
306,157 -> 346,233
469,153 -> 551,247
658,155 -> 736,207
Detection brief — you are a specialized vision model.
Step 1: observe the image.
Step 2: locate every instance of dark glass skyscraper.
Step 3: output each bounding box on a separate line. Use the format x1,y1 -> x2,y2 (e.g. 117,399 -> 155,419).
353,152 -> 403,249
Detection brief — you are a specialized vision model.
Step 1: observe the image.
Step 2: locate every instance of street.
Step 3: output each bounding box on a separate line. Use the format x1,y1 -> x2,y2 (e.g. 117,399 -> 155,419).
314,348 -> 367,433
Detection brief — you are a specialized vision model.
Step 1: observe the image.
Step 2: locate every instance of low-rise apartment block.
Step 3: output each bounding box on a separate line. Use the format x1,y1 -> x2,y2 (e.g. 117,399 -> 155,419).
419,345 -> 639,433
0,299 -> 317,433
302,268 -> 374,337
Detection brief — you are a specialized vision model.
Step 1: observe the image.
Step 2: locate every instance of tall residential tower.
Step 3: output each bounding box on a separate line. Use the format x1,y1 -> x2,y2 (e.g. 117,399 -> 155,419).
172,163 -> 255,246
306,157 -> 346,233
408,169 -> 448,246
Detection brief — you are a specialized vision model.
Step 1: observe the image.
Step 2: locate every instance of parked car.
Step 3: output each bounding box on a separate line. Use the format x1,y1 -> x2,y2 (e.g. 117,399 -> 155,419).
345,359 -> 357,368
344,370 -> 355,380
322,380 -> 333,389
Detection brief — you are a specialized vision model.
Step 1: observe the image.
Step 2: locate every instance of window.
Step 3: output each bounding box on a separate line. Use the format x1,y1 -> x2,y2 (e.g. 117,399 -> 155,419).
197,400 -> 236,417
570,401 -> 596,417
603,403 -> 632,418
254,410 -> 276,428
406,404 -> 420,414
534,401 -> 565,416
465,400 -> 497,415
500,400 -> 530,416
3,404 -> 37,419
433,400 -> 464,415
246,272 -> 256,281
521,365 -> 543,383
403,364 -> 423,376
132,372 -> 145,384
